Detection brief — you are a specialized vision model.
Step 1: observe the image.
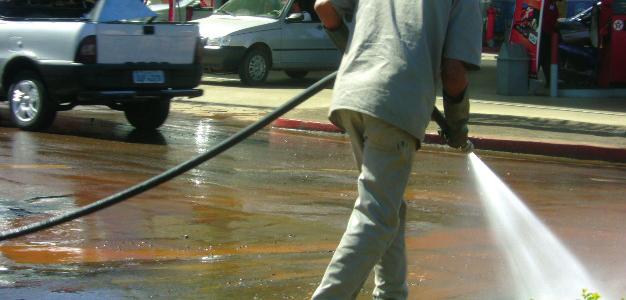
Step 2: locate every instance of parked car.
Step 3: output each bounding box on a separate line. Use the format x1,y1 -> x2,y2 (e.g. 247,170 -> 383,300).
149,0 -> 212,22
0,0 -> 203,131
198,0 -> 342,85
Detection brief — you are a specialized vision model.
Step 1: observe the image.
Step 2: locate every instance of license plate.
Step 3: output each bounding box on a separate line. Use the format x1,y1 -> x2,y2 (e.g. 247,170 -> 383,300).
133,70 -> 164,84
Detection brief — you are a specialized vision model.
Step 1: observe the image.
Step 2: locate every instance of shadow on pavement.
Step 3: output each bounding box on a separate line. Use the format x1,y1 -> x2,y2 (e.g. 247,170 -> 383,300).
201,71 -> 334,90
0,107 -> 169,146
471,113 -> 626,137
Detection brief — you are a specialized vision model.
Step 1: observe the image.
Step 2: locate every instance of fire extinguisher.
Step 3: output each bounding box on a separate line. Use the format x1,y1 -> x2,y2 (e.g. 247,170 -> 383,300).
486,6 -> 497,48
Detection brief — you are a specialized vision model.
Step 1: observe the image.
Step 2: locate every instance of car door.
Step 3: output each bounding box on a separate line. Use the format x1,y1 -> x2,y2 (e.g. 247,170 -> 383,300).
278,0 -> 340,69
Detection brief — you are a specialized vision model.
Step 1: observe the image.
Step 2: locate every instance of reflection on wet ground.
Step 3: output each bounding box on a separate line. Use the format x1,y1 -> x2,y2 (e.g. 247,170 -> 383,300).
0,107 -> 625,299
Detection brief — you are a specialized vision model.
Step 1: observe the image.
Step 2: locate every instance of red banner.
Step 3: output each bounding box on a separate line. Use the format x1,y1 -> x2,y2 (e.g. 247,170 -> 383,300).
509,0 -> 545,78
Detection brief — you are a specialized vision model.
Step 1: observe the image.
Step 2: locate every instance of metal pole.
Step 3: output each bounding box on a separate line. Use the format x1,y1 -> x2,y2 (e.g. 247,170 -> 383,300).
550,31 -> 559,97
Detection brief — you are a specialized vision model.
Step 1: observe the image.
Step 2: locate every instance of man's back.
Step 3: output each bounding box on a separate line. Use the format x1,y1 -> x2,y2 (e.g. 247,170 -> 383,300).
329,0 -> 481,141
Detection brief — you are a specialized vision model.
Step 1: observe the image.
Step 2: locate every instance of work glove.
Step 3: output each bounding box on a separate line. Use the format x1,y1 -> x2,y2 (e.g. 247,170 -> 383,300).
324,22 -> 350,52
443,89 -> 470,149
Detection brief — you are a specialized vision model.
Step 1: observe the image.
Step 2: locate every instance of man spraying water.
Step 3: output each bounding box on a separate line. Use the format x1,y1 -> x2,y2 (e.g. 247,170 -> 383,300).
312,0 -> 481,298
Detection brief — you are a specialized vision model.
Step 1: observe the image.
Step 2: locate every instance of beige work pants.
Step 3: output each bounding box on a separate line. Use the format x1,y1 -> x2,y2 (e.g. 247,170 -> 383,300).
313,109 -> 417,300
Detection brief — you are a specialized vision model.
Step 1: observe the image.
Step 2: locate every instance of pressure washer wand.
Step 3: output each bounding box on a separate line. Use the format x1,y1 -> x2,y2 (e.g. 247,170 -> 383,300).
431,106 -> 474,153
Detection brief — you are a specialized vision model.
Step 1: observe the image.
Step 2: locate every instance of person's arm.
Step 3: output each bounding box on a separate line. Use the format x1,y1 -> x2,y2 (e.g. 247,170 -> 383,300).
314,0 -> 343,30
314,0 -> 353,51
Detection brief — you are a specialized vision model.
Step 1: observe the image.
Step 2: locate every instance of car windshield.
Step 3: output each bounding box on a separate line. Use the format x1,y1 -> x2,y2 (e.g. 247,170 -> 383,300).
0,0 -> 96,18
215,0 -> 289,18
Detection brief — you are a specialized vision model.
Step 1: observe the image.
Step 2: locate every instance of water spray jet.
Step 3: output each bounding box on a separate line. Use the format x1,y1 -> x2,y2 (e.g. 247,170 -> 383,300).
468,152 -> 608,299
433,102 -> 608,298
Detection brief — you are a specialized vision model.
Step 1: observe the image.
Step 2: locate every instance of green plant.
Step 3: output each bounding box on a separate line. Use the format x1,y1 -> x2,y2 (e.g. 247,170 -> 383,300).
582,289 -> 601,300
528,290 -> 625,300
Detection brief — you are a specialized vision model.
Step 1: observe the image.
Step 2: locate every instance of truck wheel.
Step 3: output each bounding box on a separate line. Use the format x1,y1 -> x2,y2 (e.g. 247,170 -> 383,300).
239,48 -> 269,86
285,71 -> 308,79
124,97 -> 171,130
8,71 -> 57,131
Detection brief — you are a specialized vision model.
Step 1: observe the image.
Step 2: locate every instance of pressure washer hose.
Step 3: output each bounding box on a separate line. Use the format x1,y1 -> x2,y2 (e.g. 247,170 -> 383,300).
0,71 -> 468,241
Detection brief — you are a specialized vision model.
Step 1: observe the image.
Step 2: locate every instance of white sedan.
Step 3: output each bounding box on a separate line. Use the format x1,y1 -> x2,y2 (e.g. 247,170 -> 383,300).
198,0 -> 342,85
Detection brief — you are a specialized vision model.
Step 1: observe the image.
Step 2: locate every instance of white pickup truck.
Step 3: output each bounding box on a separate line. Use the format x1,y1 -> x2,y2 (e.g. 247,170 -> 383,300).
0,0 -> 203,131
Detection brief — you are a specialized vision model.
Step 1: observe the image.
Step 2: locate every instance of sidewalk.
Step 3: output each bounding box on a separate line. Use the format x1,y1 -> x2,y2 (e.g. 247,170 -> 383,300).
181,53 -> 626,163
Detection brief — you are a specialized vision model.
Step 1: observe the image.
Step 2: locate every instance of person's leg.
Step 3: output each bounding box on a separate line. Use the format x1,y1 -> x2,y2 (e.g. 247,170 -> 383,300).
313,110 -> 416,300
372,200 -> 408,299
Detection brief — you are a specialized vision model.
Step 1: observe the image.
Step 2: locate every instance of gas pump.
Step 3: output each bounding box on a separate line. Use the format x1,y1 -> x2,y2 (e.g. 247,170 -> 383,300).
597,0 -> 626,87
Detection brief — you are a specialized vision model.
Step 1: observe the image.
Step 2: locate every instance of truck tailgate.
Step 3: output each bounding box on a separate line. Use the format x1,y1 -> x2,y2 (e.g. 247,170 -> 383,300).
96,23 -> 198,64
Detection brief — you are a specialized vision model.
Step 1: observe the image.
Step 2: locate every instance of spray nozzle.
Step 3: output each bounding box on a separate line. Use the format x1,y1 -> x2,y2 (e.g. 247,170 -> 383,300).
437,129 -> 474,153
459,139 -> 474,153
432,107 -> 473,154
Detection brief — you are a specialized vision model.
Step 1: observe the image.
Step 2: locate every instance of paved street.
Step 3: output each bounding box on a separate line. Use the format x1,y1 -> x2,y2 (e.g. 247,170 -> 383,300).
0,94 -> 625,298
184,54 -> 626,155
0,52 -> 625,299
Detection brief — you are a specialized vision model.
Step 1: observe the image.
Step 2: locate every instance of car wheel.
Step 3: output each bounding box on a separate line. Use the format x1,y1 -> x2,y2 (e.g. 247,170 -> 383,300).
124,97 -> 171,130
285,71 -> 308,79
239,48 -> 270,86
8,71 -> 57,131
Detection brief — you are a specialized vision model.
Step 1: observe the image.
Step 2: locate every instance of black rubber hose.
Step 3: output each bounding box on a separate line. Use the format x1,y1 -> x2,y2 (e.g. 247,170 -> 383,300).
430,106 -> 449,135
0,72 -> 337,241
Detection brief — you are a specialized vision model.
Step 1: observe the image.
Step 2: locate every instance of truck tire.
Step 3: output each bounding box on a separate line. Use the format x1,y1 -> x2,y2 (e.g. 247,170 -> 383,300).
124,97 -> 171,130
285,71 -> 308,79
239,48 -> 270,86
8,71 -> 57,131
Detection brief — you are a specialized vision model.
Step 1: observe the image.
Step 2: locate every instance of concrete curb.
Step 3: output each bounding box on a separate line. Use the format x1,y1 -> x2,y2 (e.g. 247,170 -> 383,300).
272,118 -> 626,163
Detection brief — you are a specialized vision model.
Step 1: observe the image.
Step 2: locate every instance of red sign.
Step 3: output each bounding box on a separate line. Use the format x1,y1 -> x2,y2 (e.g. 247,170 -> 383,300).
510,0 -> 545,78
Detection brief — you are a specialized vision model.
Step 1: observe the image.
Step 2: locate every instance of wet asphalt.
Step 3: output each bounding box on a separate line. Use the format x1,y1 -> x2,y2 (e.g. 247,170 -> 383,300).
0,100 -> 625,299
